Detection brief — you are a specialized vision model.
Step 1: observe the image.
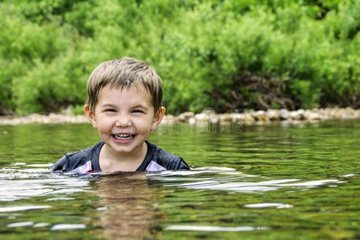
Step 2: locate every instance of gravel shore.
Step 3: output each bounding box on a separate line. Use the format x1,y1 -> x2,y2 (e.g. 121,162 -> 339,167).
0,108 -> 359,126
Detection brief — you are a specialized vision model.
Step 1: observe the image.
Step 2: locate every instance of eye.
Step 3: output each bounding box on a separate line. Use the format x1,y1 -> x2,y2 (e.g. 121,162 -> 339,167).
132,109 -> 145,114
104,108 -> 116,113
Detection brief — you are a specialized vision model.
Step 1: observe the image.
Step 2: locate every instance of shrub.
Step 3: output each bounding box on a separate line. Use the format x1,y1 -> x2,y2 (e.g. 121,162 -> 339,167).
0,0 -> 359,115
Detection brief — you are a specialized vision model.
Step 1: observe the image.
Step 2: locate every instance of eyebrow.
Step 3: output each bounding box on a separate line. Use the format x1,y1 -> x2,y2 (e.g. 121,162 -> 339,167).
100,103 -> 116,108
100,103 -> 149,109
131,104 -> 149,110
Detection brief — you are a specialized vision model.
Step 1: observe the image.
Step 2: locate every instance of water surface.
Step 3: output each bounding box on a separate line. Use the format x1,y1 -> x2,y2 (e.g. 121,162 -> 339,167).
0,120 -> 359,239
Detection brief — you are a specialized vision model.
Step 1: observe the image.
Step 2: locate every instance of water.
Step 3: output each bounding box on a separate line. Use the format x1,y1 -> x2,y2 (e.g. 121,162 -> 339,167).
0,120 -> 359,239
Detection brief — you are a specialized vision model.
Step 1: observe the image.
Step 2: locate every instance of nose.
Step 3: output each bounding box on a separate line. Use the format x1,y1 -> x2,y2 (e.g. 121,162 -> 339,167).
116,116 -> 132,128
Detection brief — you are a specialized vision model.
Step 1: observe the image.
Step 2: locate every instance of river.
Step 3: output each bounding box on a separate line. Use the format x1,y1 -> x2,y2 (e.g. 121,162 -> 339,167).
0,120 -> 359,239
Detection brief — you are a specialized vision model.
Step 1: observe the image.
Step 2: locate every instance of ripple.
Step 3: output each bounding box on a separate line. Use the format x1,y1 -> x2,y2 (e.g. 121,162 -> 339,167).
165,225 -> 269,232
148,170 -> 345,193
0,178 -> 90,201
0,205 -> 51,213
7,222 -> 34,228
244,203 -> 293,209
51,224 -> 86,231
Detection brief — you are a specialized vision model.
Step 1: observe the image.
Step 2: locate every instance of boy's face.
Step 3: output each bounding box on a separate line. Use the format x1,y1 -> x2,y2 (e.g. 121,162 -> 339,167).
85,85 -> 164,158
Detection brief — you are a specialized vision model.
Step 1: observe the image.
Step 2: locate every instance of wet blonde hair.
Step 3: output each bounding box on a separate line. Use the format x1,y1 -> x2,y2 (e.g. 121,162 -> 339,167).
86,57 -> 163,113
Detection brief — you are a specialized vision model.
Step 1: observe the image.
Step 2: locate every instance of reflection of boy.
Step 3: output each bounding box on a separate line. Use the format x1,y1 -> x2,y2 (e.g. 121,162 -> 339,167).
95,173 -> 157,239
50,58 -> 190,174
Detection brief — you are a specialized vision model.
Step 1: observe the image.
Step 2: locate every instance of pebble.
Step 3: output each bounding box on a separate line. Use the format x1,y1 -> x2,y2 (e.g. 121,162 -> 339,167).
0,108 -> 359,126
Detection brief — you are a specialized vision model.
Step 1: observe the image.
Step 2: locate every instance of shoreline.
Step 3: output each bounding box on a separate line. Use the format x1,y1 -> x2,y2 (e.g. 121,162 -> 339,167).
0,107 -> 359,126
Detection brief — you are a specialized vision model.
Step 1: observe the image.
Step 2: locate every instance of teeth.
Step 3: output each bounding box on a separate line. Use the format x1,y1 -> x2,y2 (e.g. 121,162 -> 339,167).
114,134 -> 134,140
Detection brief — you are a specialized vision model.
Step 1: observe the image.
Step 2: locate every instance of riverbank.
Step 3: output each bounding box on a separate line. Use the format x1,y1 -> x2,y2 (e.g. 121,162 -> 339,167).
0,107 -> 359,126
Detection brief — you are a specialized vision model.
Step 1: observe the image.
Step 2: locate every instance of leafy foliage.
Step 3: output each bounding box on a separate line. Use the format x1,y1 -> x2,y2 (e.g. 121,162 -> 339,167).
0,0 -> 359,115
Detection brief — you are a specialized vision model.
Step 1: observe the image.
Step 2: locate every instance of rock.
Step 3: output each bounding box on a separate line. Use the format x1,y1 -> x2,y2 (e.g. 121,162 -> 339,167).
1,107 -> 360,126
194,113 -> 208,122
161,115 -> 175,125
209,117 -> 219,124
243,113 -> 255,125
176,112 -> 195,122
218,114 -> 232,124
267,109 -> 280,121
188,117 -> 196,125
230,113 -> 245,123
289,110 -> 305,120
279,109 -> 289,120
252,110 -> 269,122
307,112 -> 321,121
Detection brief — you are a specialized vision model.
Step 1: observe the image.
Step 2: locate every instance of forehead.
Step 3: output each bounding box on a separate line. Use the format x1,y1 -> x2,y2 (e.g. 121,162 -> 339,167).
98,84 -> 153,103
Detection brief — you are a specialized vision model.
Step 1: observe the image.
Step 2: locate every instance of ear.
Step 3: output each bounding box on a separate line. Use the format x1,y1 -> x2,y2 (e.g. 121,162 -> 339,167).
150,106 -> 166,131
84,105 -> 97,128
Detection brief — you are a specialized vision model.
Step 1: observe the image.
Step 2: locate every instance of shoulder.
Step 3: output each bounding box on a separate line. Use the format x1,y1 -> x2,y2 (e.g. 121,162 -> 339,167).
49,142 -> 104,172
147,141 -> 190,170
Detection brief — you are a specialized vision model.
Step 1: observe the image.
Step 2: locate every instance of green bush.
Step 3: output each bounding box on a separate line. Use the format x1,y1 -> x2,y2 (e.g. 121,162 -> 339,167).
0,0 -> 359,115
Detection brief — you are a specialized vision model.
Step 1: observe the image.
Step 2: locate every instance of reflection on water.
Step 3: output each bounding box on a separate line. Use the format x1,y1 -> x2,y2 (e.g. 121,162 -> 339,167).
0,120 -> 359,239
151,169 -> 344,193
93,173 -> 158,240
0,164 -> 89,202
0,164 -> 357,239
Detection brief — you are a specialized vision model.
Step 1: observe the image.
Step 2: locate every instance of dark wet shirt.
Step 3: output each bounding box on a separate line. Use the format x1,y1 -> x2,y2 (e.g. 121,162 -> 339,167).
49,141 -> 190,173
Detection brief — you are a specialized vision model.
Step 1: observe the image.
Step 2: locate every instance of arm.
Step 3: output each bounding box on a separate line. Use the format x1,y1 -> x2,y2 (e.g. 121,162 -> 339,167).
49,155 -> 69,172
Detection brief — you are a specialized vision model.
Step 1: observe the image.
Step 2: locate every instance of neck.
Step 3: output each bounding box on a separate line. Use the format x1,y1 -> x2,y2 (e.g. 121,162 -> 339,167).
99,142 -> 148,172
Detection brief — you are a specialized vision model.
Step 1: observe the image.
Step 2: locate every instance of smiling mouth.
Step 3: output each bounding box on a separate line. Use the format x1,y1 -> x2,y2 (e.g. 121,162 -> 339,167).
113,134 -> 135,140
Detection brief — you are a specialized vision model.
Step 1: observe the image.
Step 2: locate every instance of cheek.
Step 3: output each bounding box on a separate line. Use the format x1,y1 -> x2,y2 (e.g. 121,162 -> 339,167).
94,116 -> 112,131
133,118 -> 153,132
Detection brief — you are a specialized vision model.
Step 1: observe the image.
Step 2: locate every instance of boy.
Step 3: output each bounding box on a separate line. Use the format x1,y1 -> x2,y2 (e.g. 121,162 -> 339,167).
50,57 -> 190,174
